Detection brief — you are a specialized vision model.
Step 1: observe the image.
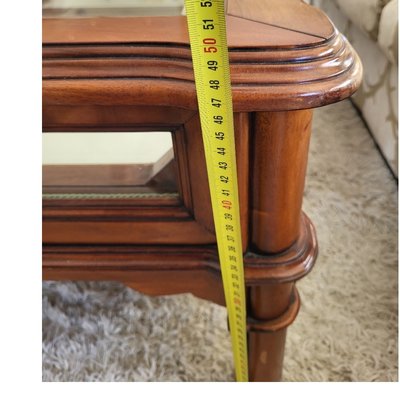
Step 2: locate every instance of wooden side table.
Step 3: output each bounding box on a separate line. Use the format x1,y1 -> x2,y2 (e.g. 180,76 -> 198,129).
42,0 -> 362,381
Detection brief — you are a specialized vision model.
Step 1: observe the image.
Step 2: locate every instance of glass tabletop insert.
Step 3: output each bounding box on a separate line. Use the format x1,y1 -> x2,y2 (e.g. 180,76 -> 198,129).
42,0 -> 185,18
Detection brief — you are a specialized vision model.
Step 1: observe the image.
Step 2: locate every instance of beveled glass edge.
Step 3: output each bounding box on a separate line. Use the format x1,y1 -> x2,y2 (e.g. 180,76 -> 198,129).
42,192 -> 180,200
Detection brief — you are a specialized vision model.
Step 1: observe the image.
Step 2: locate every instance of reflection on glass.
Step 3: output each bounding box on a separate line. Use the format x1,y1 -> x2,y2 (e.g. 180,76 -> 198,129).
42,132 -> 179,199
43,0 -> 185,18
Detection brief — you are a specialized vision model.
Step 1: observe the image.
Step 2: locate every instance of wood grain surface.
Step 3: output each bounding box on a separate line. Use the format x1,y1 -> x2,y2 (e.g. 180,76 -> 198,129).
43,0 -> 362,112
42,0 -> 362,381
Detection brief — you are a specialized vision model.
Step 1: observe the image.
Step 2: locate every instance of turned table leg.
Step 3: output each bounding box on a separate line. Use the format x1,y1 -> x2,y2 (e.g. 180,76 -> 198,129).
251,109 -> 313,253
247,283 -> 300,381
247,109 -> 314,381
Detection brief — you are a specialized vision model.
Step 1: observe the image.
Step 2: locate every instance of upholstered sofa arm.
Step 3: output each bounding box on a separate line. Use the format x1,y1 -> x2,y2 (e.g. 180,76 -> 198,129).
311,0 -> 397,64
334,0 -> 392,40
378,0 -> 398,64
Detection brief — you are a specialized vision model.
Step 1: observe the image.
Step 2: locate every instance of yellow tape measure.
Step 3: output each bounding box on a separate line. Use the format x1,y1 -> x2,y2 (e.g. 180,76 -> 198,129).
184,0 -> 248,382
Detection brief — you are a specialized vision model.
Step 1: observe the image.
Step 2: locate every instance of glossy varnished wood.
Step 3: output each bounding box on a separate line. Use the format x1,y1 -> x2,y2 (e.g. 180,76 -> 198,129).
43,111 -> 249,247
42,213 -> 317,301
251,110 -> 313,253
248,288 -> 301,381
43,1 -> 362,112
43,0 -> 333,46
42,0 -> 362,382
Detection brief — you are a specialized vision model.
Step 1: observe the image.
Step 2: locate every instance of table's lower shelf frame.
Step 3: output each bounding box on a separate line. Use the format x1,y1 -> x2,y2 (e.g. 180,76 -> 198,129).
43,212 -> 318,381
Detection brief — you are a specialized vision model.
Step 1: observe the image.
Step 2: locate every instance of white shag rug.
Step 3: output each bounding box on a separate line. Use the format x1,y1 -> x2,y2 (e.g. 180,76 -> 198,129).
42,100 -> 398,381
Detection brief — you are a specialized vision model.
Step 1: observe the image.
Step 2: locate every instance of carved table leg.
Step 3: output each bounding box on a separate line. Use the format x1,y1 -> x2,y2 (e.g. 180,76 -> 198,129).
247,109 -> 315,381
251,109 -> 313,253
244,215 -> 318,382
247,284 -> 300,381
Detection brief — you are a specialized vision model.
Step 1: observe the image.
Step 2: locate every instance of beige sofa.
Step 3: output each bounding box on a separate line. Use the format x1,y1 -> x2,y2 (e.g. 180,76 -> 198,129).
311,0 -> 398,176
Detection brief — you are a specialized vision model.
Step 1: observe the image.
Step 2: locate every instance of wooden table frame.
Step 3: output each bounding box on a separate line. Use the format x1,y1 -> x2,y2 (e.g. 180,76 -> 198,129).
42,0 -> 362,381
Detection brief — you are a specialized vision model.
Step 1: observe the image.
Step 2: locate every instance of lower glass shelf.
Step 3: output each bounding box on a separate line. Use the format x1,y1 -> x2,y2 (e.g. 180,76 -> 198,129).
42,131 -> 179,200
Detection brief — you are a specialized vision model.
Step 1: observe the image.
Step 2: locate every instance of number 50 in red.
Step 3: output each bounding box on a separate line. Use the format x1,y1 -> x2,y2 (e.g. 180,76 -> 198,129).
203,38 -> 217,53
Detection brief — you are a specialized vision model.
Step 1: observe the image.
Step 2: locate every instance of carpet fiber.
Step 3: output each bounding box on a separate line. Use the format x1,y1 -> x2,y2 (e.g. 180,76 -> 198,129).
42,100 -> 398,381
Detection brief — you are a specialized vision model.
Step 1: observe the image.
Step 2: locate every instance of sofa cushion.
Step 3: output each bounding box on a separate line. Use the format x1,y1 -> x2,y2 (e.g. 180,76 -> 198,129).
378,0 -> 398,64
336,0 -> 391,40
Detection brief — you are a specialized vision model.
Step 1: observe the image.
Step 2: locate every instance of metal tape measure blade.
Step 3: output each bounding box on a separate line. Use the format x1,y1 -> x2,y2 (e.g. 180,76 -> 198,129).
184,0 -> 248,382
